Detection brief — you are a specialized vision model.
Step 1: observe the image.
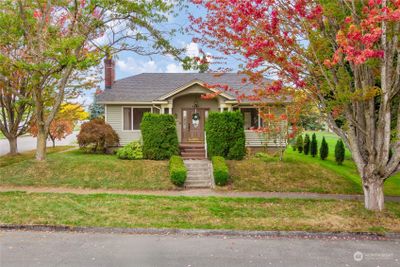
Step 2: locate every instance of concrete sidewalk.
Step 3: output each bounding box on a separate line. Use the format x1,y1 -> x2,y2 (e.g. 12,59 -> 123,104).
1,186 -> 400,202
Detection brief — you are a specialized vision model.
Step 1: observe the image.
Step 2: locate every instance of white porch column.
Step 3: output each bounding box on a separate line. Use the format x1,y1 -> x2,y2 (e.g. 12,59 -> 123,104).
219,103 -> 227,112
168,101 -> 173,114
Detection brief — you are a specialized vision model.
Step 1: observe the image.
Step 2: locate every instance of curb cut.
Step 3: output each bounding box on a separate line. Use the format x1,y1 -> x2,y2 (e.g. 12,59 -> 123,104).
1,224 -> 399,241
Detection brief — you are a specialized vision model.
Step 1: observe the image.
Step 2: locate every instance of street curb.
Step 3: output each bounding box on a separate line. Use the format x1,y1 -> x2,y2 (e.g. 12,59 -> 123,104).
1,224 -> 399,241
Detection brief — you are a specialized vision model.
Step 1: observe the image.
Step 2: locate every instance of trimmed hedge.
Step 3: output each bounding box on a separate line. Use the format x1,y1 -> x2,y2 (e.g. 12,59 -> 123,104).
169,155 -> 187,187
303,134 -> 310,155
141,113 -> 179,160
212,156 -> 229,186
296,135 -> 304,153
320,137 -> 329,160
310,133 -> 318,157
205,111 -> 245,160
335,139 -> 345,165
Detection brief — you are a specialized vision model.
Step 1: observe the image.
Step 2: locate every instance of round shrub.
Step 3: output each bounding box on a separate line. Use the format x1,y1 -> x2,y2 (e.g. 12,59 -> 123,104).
141,113 -> 179,160
116,141 -> 143,160
77,118 -> 119,153
212,156 -> 229,186
169,155 -> 187,186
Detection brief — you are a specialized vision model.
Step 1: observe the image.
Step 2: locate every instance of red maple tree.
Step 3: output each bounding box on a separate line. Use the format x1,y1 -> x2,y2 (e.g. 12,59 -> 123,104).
192,0 -> 400,211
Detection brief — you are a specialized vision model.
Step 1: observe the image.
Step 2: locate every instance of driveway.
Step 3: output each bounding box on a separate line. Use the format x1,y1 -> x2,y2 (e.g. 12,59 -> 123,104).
0,231 -> 399,267
0,133 -> 77,156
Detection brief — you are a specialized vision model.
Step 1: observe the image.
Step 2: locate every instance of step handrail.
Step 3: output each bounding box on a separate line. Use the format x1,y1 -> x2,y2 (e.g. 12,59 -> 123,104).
204,131 -> 207,159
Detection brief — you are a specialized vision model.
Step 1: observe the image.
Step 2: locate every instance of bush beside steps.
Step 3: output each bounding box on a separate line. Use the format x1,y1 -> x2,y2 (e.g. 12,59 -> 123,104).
169,155 -> 187,187
212,156 -> 229,186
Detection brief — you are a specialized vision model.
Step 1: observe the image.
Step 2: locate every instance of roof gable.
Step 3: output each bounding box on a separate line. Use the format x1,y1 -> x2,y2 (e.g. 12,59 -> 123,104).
157,79 -> 233,101
96,73 -> 271,103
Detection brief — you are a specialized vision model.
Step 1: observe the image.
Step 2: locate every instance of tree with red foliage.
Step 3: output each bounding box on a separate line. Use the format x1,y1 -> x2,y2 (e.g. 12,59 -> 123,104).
29,103 -> 87,148
30,119 -> 74,148
192,0 -> 400,211
77,118 -> 119,153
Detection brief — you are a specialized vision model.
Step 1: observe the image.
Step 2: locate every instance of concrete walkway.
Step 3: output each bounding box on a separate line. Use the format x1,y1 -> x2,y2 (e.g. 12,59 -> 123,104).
1,186 -> 400,202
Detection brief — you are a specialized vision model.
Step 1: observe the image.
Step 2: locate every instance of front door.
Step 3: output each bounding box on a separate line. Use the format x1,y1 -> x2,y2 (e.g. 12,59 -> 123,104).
182,108 -> 207,143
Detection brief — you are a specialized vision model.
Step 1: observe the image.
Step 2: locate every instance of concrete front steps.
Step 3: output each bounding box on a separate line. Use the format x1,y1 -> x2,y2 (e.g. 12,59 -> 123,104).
184,160 -> 213,189
180,143 -> 206,160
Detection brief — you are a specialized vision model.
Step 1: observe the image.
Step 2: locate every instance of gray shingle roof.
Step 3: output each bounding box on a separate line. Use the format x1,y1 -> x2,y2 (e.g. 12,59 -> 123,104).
96,73 -> 271,103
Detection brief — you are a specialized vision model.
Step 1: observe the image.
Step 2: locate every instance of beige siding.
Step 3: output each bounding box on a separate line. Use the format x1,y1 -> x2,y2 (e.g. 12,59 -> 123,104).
244,105 -> 288,148
106,105 -> 142,146
245,130 -> 287,147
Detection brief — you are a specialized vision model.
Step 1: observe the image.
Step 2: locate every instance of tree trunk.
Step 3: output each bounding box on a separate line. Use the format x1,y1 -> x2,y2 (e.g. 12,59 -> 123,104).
363,178 -> 385,211
50,136 -> 55,148
7,136 -> 18,155
35,128 -> 47,161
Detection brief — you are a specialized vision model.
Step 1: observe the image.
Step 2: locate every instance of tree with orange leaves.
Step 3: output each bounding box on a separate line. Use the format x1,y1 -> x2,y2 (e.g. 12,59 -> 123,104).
29,103 -> 88,148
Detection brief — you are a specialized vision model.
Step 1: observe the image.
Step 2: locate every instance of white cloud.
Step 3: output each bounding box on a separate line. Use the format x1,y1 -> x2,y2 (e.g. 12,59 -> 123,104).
76,91 -> 95,107
166,63 -> 184,73
185,42 -> 200,58
116,57 -> 161,75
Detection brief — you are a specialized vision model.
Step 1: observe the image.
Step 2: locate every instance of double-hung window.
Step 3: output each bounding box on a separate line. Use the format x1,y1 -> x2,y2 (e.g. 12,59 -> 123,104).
123,107 -> 151,130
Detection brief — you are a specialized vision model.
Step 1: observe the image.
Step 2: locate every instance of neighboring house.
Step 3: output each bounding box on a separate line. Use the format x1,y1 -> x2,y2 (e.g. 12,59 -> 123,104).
97,59 -> 289,157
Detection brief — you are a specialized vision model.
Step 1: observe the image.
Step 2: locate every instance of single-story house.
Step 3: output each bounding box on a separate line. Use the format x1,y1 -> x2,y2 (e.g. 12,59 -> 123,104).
97,59 -> 289,158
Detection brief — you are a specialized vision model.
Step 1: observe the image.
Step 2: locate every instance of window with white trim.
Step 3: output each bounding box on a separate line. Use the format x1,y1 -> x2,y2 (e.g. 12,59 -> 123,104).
123,107 -> 151,130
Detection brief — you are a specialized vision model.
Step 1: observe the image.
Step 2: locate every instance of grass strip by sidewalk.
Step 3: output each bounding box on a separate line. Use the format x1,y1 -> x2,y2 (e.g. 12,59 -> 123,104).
1,192 -> 399,233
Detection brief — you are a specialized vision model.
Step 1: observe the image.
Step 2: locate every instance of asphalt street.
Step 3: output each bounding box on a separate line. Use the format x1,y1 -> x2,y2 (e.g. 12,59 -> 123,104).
0,133 -> 77,156
0,231 -> 399,267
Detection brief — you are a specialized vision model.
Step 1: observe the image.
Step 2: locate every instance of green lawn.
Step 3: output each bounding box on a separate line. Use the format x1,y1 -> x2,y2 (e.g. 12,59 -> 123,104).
287,131 -> 400,196
0,146 -> 73,168
0,150 -> 174,190
227,157 -> 361,194
0,192 -> 399,233
227,131 -> 400,196
1,131 -> 399,196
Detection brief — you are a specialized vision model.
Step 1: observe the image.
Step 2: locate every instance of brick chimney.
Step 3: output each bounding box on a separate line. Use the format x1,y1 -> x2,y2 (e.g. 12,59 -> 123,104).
104,56 -> 115,89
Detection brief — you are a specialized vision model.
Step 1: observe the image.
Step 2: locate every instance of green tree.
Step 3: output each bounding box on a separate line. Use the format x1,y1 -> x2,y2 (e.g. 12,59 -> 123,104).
303,134 -> 310,155
0,0 -> 186,161
0,8 -> 32,155
89,90 -> 105,120
320,137 -> 328,160
310,133 -> 318,158
335,139 -> 345,165
296,135 -> 304,153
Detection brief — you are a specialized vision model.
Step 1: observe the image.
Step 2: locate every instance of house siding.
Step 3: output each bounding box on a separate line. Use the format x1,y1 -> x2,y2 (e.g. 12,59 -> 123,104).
106,105 -> 142,146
